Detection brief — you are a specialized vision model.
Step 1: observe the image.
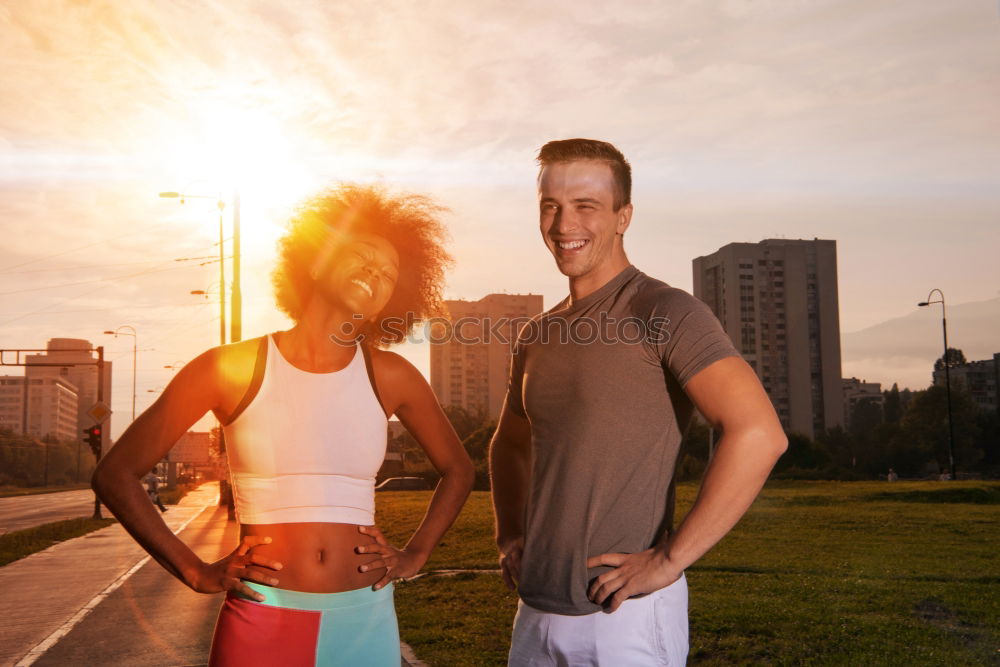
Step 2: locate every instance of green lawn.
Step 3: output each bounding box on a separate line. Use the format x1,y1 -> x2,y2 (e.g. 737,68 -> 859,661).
0,517 -> 116,566
375,481 -> 1000,666
0,483 -> 91,498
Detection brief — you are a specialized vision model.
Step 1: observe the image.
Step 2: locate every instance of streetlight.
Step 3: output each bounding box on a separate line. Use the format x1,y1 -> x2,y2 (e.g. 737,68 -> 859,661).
918,289 -> 955,481
104,325 -> 137,422
159,190 -> 242,345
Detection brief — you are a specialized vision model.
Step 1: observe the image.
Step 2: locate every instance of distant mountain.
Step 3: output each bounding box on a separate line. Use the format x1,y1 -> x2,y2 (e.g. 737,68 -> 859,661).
841,297 -> 1000,391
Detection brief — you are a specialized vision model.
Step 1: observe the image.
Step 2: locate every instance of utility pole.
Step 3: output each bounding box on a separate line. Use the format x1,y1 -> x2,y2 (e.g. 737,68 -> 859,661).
231,190 -> 242,343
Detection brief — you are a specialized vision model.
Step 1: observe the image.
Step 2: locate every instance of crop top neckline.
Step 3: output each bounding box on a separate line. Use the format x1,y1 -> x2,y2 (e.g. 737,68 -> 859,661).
268,332 -> 360,376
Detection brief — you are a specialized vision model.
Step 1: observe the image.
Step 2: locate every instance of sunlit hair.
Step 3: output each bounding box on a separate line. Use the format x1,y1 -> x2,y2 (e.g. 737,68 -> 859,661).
272,184 -> 452,346
536,138 -> 632,211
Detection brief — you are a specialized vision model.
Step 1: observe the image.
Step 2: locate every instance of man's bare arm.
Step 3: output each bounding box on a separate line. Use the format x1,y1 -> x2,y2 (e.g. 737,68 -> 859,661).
588,356 -> 786,611
489,399 -> 532,590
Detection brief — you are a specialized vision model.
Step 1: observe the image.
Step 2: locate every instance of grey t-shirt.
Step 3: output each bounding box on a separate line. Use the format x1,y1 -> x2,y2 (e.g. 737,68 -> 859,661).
507,265 -> 739,615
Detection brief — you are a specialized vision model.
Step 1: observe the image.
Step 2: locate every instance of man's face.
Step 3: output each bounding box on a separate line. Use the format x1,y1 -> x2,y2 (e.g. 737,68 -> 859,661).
316,233 -> 400,321
538,160 -> 632,280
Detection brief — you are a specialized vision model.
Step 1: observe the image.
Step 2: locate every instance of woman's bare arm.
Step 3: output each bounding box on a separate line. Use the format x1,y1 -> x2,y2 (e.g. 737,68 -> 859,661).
358,350 -> 474,588
92,343 -> 281,599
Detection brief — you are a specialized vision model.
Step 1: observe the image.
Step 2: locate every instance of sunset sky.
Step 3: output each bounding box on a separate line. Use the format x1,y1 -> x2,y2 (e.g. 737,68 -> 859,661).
2,1 -> 999,437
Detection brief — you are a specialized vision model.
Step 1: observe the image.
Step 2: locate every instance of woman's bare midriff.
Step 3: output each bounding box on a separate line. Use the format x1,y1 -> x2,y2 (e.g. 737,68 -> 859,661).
240,522 -> 384,593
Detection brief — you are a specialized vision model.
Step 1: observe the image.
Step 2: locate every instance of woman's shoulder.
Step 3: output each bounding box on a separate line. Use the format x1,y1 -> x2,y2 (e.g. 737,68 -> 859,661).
208,336 -> 267,371
185,336 -> 268,395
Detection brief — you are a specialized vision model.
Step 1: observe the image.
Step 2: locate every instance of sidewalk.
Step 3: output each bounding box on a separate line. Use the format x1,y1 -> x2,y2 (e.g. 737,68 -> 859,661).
1,482 -> 425,667
0,483 -> 219,667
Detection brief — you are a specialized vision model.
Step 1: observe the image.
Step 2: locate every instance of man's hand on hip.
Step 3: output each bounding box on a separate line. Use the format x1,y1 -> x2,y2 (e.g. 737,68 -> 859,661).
498,537 -> 524,591
586,547 -> 682,612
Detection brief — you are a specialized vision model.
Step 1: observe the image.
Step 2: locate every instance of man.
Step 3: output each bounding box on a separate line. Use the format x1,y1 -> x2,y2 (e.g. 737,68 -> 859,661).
144,470 -> 167,513
490,138 -> 787,665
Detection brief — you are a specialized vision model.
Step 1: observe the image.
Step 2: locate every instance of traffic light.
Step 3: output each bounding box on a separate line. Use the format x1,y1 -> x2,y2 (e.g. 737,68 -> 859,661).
84,425 -> 102,458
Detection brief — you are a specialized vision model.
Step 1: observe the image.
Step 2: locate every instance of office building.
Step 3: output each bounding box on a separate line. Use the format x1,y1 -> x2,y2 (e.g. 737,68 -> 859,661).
693,239 -> 844,438
26,338 -> 113,454
430,293 -> 544,421
0,375 -> 80,442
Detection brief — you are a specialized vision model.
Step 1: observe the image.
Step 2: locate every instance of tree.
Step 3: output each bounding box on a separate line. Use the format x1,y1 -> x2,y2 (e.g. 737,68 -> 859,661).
934,348 -> 967,372
890,385 -> 982,476
442,405 -> 488,442
884,383 -> 902,424
774,432 -> 828,472
850,398 -> 883,437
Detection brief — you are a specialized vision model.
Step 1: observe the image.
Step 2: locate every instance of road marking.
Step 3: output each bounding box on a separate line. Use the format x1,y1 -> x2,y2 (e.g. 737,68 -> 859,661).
14,500 -> 213,667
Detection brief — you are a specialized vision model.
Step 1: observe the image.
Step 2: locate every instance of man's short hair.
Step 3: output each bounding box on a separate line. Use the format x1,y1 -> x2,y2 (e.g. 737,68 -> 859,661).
271,184 -> 451,346
536,139 -> 632,211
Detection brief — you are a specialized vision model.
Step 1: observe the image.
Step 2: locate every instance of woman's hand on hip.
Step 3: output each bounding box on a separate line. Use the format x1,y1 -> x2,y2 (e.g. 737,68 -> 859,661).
188,535 -> 283,601
356,524 -> 426,590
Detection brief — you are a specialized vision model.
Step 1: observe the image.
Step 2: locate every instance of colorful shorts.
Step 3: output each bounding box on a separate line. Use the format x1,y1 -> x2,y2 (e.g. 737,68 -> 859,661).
209,581 -> 400,667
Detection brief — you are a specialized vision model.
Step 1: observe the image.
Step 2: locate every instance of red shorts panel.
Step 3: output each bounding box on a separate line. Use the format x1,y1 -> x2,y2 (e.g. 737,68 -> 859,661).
209,592 -> 320,667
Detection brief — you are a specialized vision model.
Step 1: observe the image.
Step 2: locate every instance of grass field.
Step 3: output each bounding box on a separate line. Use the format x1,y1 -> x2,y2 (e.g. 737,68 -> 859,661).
0,517 -> 116,566
375,481 -> 1000,666
0,483 -> 91,498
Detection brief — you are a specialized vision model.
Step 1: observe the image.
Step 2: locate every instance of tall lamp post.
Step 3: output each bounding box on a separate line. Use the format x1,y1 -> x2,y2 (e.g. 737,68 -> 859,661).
159,190 -> 242,345
104,325 -> 137,422
918,289 -> 956,480
160,189 -> 241,517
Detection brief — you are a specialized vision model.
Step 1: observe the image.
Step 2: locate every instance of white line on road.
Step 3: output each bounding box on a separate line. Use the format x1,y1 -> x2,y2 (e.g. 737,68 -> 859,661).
14,500 -> 213,667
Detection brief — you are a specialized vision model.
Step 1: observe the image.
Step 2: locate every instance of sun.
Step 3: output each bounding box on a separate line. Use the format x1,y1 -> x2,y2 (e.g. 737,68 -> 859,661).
155,99 -> 325,255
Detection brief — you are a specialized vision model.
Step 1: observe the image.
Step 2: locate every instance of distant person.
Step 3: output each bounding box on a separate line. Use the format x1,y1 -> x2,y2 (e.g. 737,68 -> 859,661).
143,471 -> 167,513
490,138 -> 788,665
94,185 -> 474,666
887,468 -> 898,482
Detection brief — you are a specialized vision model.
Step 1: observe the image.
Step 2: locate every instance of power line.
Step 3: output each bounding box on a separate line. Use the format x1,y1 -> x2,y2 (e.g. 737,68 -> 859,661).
0,263 -> 203,297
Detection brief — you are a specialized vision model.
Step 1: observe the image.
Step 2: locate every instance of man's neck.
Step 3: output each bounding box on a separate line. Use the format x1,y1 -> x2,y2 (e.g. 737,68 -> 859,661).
568,255 -> 632,302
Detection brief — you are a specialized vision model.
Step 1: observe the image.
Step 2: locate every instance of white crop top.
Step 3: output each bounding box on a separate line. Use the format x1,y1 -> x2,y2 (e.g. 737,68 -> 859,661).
221,334 -> 388,525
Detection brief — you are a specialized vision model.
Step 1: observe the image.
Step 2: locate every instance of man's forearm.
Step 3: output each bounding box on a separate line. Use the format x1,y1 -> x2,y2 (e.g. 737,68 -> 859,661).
663,426 -> 786,573
489,435 -> 530,546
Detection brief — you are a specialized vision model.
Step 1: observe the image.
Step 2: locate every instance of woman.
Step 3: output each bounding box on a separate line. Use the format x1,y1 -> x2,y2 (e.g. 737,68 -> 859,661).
93,184 -> 474,666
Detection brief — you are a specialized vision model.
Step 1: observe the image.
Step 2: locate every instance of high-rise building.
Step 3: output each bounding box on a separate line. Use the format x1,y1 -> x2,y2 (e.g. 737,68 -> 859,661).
693,239 -> 843,438
430,293 -> 544,421
25,338 -> 113,453
0,375 -> 80,441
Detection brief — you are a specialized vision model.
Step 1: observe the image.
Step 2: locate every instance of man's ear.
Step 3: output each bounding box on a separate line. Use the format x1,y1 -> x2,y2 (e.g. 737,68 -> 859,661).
617,203 -> 633,235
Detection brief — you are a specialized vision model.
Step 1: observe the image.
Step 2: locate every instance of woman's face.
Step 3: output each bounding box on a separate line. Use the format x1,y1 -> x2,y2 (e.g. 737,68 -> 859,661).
316,232 -> 400,322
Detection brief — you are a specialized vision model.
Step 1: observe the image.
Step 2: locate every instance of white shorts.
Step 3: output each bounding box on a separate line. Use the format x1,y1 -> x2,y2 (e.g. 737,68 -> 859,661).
508,573 -> 689,667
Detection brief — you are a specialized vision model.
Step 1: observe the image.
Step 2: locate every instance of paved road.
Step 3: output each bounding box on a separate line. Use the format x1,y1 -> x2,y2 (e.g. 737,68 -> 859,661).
33,505 -> 235,667
0,490 -> 103,535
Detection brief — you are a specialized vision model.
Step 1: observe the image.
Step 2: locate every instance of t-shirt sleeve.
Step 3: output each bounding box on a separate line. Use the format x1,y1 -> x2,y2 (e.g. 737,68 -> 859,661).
648,289 -> 741,387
